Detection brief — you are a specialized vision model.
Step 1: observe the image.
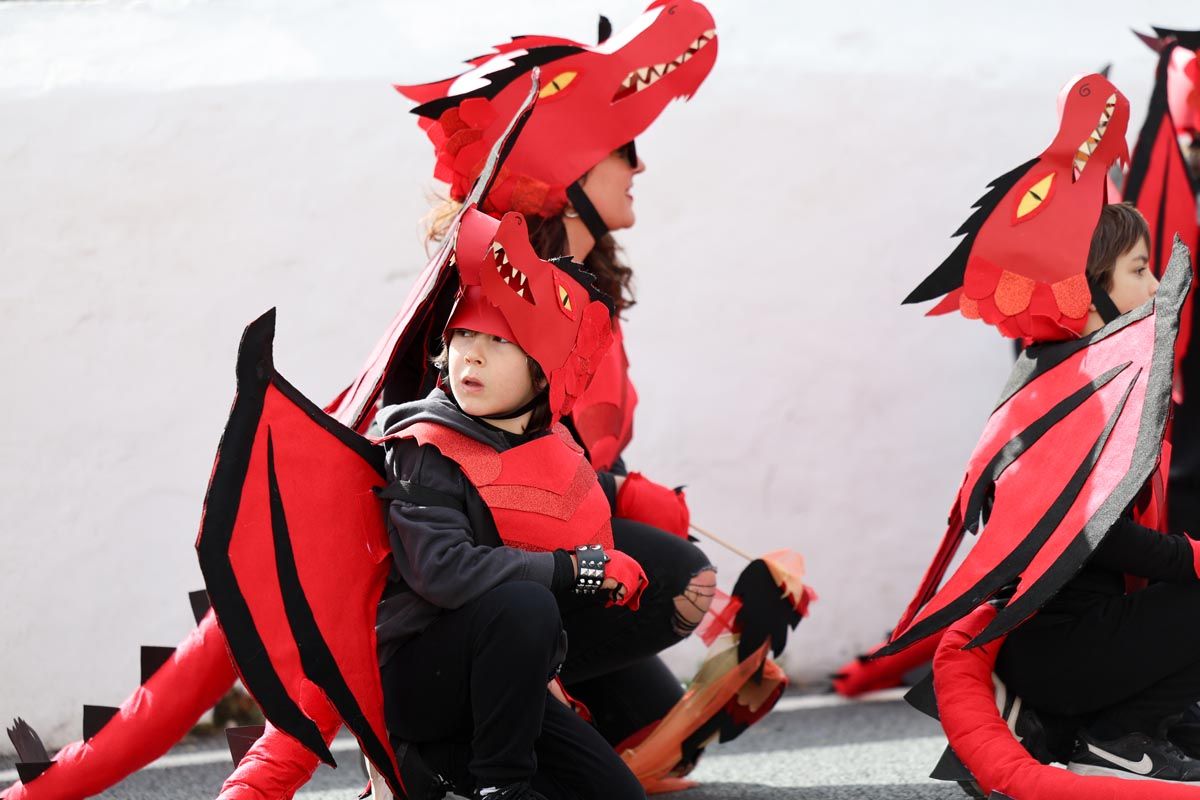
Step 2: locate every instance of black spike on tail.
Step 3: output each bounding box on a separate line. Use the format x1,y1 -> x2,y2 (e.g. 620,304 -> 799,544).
82,705 -> 120,741
140,646 -> 176,684
189,589 -> 212,625
224,724 -> 267,768
7,718 -> 52,783
903,672 -> 939,720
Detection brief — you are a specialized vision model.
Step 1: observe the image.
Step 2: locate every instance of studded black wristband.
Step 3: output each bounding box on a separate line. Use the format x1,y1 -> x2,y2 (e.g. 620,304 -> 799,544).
574,544 -> 610,596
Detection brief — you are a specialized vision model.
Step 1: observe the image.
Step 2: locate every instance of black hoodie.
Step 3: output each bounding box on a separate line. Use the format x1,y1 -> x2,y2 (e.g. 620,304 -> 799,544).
373,389 -> 614,665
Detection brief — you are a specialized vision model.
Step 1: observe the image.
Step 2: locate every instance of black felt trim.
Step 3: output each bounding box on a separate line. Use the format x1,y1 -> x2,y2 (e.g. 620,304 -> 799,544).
195,309 -> 338,767
265,432 -> 406,797
189,589 -> 211,626
82,705 -> 119,741
971,238 -> 1193,647
566,181 -> 611,243
376,480 -> 466,512
140,646 -> 176,684
410,46 -> 582,120
903,158 -> 1038,305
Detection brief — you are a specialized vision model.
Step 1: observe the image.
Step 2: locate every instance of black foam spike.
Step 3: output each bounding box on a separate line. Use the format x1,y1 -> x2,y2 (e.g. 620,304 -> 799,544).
990,794 -> 1016,800
7,718 -> 48,763
903,672 -> 939,720
189,589 -> 212,625
225,725 -> 267,768
929,745 -> 975,782
597,15 -> 612,44
141,646 -> 176,684
15,761 -> 53,785
7,718 -> 52,784
1098,62 -> 1112,79
83,705 -> 120,740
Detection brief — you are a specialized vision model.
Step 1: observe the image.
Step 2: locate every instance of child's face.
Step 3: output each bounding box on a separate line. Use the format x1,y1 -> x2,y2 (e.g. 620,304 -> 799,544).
447,329 -> 539,418
1107,237 -> 1157,316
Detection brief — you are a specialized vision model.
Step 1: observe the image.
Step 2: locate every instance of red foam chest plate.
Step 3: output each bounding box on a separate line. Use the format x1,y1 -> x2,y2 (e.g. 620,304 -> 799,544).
394,421 -> 613,553
570,320 -> 638,471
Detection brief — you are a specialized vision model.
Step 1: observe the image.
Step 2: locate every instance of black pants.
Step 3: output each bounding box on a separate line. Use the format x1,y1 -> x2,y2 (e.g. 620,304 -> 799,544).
560,519 -> 714,745
996,582 -> 1200,739
380,581 -> 643,800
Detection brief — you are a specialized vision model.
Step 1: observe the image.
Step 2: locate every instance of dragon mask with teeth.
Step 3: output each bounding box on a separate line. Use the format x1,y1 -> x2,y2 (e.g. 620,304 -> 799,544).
396,0 -> 717,219
905,74 -> 1131,341
448,207 -> 616,419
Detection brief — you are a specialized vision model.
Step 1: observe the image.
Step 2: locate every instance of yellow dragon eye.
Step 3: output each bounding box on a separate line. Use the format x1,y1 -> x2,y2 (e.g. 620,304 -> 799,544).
1016,174 -> 1055,219
539,71 -> 578,99
558,284 -> 573,311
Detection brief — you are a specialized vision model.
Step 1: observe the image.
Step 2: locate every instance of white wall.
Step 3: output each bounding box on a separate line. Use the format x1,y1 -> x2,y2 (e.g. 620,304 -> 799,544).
0,0 -> 1193,750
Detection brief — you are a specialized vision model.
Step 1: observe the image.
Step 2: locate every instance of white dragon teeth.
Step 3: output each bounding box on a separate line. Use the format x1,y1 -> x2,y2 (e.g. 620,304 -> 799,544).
619,30 -> 715,95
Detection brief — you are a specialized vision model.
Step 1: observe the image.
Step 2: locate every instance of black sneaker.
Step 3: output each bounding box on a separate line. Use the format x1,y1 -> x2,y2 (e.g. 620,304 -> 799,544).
1068,730 -> 1200,781
473,783 -> 548,800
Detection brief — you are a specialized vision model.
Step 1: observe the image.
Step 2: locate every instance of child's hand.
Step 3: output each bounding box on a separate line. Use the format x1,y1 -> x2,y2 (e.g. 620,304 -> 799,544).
604,549 -> 649,611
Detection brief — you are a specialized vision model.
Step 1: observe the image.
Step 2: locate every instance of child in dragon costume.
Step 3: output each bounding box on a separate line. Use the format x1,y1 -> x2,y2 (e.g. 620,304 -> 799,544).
190,203 -> 652,800
878,72 -> 1200,797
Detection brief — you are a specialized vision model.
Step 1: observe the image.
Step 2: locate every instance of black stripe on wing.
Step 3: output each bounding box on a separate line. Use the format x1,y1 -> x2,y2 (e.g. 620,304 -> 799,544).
265,433 -> 406,798
879,363 -> 1131,656
968,370 -> 1140,646
195,310 -> 335,766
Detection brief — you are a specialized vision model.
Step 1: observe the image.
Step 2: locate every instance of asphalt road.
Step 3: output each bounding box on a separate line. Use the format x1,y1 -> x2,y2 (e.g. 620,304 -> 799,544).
0,690 -> 972,800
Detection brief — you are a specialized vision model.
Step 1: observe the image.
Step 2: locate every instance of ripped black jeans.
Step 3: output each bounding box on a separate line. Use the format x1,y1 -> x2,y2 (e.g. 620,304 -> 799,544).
560,518 -> 715,746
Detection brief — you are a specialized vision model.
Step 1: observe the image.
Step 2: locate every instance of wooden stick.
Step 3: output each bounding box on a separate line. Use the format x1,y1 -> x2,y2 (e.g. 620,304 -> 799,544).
688,523 -> 754,562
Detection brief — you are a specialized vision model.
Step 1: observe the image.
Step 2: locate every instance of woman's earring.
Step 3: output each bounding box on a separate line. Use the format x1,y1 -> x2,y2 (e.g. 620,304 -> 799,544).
563,206 -> 580,219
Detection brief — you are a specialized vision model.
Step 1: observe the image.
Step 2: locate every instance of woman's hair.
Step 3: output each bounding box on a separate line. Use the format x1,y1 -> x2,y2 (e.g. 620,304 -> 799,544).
424,196 -> 636,314
1085,202 -> 1151,292
432,335 -> 552,432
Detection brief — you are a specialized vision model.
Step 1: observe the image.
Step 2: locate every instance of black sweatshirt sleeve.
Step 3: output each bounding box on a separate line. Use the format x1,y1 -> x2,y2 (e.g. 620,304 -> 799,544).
385,439 -> 557,608
1090,517 -> 1200,583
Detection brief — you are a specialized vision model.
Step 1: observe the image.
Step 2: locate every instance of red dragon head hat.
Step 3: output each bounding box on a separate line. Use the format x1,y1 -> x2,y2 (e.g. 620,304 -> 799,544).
396,0 -> 717,218
1137,27 -> 1200,137
447,207 -> 616,419
905,74 -> 1131,342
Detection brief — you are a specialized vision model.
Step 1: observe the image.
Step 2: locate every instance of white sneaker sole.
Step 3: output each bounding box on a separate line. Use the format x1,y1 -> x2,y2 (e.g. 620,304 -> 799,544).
1068,762 -> 1194,782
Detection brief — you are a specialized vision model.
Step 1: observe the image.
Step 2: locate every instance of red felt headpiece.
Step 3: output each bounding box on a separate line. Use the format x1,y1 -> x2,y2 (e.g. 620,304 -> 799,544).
396,0 -> 717,217
447,208 -> 615,419
905,74 -> 1131,341
1138,28 -> 1200,136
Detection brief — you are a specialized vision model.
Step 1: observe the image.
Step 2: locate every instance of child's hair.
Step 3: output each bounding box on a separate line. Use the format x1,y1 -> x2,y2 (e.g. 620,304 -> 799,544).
424,197 -> 636,315
1085,202 -> 1151,292
432,335 -> 552,432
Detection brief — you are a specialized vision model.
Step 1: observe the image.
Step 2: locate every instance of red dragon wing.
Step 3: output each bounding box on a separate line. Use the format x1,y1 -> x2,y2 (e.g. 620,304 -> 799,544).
883,238 -> 1192,655
325,73 -> 541,433
196,310 -> 406,798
